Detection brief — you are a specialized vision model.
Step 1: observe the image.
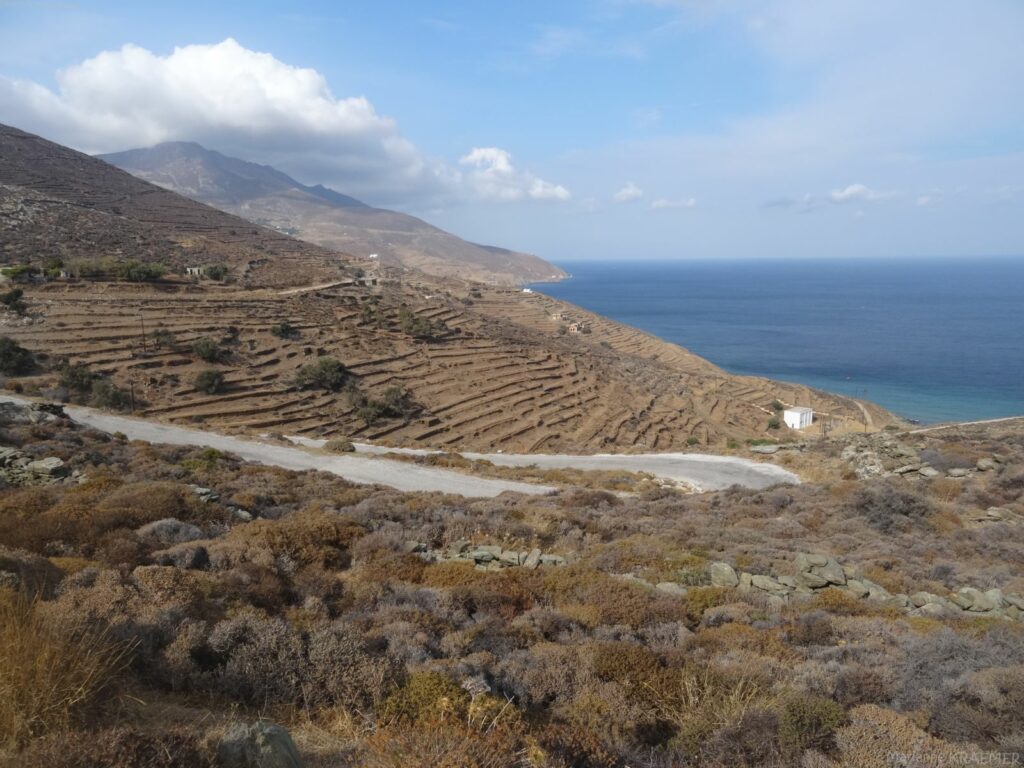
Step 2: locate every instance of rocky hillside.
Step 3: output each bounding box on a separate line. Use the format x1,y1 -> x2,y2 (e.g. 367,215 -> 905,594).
0,123 -> 898,451
99,141 -> 567,286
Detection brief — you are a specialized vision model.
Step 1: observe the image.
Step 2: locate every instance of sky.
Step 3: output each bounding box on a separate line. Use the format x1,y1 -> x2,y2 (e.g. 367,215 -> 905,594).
1,0 -> 1023,262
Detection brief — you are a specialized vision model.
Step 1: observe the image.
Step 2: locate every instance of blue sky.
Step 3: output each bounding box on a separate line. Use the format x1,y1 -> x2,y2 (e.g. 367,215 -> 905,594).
2,0 -> 1023,261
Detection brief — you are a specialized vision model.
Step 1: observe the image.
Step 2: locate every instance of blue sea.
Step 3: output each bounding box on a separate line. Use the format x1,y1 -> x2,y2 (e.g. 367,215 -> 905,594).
530,258 -> 1024,424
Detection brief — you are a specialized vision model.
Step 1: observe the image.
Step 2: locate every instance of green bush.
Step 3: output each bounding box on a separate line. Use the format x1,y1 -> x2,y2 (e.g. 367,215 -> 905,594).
270,322 -> 298,339
90,380 -> 131,410
771,399 -> 785,412
778,694 -> 845,753
397,306 -> 446,340
296,357 -> 348,391
59,364 -> 95,393
116,260 -> 165,282
767,417 -> 781,430
0,336 -> 34,375
325,437 -> 355,453
204,264 -> 228,281
0,288 -> 27,315
191,338 -> 223,363
379,671 -> 468,723
194,370 -> 225,395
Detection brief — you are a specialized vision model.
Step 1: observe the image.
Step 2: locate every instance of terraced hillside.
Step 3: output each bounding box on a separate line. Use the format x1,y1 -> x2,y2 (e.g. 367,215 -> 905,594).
0,123 -> 899,451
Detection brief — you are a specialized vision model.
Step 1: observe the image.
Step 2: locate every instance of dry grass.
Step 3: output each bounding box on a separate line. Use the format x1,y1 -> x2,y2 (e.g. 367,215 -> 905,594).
0,590 -> 132,751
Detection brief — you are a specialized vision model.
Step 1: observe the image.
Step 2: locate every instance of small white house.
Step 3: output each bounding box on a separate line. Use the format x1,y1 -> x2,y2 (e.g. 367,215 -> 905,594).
783,406 -> 813,430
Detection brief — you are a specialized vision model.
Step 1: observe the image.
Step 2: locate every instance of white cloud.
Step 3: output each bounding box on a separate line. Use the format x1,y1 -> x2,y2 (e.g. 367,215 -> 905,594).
459,147 -> 570,202
651,197 -> 696,209
613,181 -> 644,202
829,183 -> 897,204
0,38 -> 569,208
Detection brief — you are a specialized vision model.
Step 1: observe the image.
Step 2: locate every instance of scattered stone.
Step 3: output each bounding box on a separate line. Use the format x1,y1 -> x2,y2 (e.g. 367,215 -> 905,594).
709,561 -> 739,588
796,571 -> 831,589
499,550 -> 522,566
540,554 -> 566,567
190,485 -> 220,503
233,508 -> 254,522
522,548 -> 542,569
26,456 -> 68,476
946,468 -> 970,478
218,721 -> 305,768
918,466 -> 940,478
136,518 -> 204,546
976,458 -> 997,471
402,541 -> 426,554
892,463 -> 923,474
845,579 -> 870,599
750,445 -> 779,455
751,574 -> 790,596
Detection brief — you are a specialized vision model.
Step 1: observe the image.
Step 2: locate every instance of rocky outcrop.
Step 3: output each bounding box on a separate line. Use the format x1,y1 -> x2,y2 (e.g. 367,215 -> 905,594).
699,555 -> 1024,622
407,540 -> 567,570
0,446 -> 80,487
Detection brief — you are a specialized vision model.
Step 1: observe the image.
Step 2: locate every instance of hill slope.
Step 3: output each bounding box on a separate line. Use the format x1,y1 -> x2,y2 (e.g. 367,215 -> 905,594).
99,142 -> 567,286
0,122 -> 898,451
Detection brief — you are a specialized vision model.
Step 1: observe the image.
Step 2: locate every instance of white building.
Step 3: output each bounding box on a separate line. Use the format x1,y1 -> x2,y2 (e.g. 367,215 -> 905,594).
783,406 -> 813,430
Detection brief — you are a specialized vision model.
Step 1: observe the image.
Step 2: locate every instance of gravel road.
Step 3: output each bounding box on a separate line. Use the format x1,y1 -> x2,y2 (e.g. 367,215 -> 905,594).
2,395 -> 799,495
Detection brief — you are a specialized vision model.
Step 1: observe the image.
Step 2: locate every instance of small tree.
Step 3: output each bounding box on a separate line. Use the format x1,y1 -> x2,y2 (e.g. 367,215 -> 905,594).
771,399 -> 785,412
59,363 -> 95,393
296,357 -> 348,391
204,264 -> 229,281
195,369 -> 225,395
0,336 -> 33,375
271,322 -> 298,339
768,417 -> 781,430
0,288 -> 27,316
192,337 -> 223,363
90,379 -> 130,410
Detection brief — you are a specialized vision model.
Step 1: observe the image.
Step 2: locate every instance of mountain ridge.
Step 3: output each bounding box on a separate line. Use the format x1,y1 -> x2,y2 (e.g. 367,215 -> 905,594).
99,142 -> 567,286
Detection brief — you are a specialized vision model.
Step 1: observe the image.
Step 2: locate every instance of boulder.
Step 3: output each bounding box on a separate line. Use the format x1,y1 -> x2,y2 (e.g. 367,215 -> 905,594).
709,561 -> 739,588
750,445 -> 779,455
951,587 -> 997,612
499,550 -> 522,566
738,572 -> 753,590
984,588 -> 1006,609
814,558 -> 847,586
975,458 -> 996,471
795,553 -> 830,571
845,579 -> 870,599
218,722 -> 305,768
540,554 -> 566,567
946,468 -> 970,478
892,463 -> 923,474
447,539 -> 470,558
796,571 -> 831,589
26,456 -> 68,476
918,466 -> 940,478
1005,593 -> 1024,611
909,591 -> 944,608
751,574 -> 791,596
522,548 -> 542,569
136,518 -> 204,546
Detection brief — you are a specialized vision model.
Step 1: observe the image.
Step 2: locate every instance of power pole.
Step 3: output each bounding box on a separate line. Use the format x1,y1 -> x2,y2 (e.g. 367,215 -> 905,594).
129,379 -> 136,415
140,315 -> 147,354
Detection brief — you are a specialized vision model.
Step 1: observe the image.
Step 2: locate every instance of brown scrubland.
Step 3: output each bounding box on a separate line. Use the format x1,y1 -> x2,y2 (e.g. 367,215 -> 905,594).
1,402 -> 1022,767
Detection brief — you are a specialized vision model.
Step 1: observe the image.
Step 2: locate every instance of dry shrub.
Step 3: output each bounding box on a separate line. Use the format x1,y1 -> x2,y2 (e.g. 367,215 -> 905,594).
420,561 -> 480,588
361,719 -> 519,768
928,477 -> 964,503
218,508 -> 365,569
528,724 -> 620,768
929,664 -> 1024,751
778,694 -> 846,754
357,551 -> 428,585
691,623 -> 794,660
807,588 -> 877,617
0,591 -> 131,750
647,665 -> 776,758
542,566 -> 690,629
834,704 -> 974,768
378,671 -> 469,724
12,727 -> 216,768
851,481 -> 934,533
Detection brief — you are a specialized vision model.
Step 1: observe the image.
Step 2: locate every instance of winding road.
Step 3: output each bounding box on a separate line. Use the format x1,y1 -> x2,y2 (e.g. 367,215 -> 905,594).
1,395 -> 799,497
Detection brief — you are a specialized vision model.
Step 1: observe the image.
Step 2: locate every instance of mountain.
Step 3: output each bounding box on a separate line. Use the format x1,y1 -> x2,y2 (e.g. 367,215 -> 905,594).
98,142 -> 568,286
0,122 -> 898,452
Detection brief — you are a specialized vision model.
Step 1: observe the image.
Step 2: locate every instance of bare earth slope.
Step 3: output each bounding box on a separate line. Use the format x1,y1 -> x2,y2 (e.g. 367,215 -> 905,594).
99,142 -> 567,286
0,123 -> 899,452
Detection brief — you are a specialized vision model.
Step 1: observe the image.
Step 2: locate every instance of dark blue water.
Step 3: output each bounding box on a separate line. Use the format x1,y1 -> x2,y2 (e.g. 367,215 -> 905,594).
530,258 -> 1024,424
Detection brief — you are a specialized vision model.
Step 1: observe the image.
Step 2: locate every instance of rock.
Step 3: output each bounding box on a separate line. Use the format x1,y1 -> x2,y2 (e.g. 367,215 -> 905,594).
976,458 -> 997,471
912,602 -> 953,619
892,463 -> 923,474
540,554 -> 566,567
233,508 -> 254,522
951,587 -> 997,612
984,588 -> 1006,609
796,568 -> 832,589
447,539 -> 470,558
750,445 -> 779,455
709,561 -> 739,588
190,485 -> 220,503
795,553 -> 830,571
918,466 -> 940,478
477,544 -> 503,557
778,575 -> 799,589
751,574 -> 790,596
26,457 -> 68,477
814,558 -> 847,586
152,544 -> 209,570
655,582 -> 688,596
136,518 -> 204,546
522,548 -> 542,569
909,591 -> 944,608
218,722 -> 305,768
739,572 -> 753,590
402,541 -> 426,554
0,447 -> 21,466
946,468 -> 970,478
845,579 -> 870,599
1005,593 -> 1024,611
470,549 -> 495,563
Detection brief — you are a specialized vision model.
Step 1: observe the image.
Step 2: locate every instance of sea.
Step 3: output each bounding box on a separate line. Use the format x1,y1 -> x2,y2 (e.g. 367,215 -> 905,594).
529,257 -> 1024,424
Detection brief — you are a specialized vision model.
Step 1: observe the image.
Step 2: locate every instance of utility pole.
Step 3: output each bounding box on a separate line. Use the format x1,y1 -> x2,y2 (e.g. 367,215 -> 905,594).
140,315 -> 147,354
129,379 -> 136,415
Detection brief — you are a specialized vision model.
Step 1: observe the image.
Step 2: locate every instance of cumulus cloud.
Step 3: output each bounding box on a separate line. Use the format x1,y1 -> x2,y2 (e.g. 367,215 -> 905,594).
459,147 -> 570,201
613,182 -> 644,202
0,39 -> 568,208
651,197 -> 696,209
